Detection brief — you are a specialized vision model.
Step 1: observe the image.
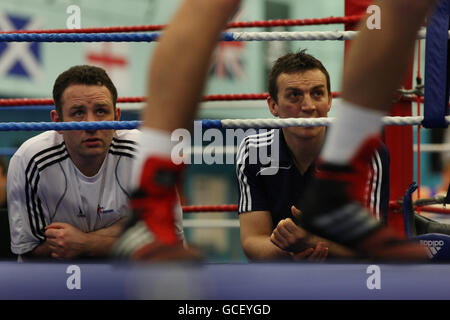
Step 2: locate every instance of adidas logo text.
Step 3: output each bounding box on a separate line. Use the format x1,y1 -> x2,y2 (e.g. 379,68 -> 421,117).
420,240 -> 444,259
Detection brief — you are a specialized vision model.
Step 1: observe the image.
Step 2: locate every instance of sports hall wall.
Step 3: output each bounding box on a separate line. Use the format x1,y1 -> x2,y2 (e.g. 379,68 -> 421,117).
0,0 -> 442,262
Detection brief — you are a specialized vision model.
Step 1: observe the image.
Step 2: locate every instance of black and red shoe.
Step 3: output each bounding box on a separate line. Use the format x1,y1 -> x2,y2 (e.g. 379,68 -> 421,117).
111,156 -> 201,261
294,137 -> 428,261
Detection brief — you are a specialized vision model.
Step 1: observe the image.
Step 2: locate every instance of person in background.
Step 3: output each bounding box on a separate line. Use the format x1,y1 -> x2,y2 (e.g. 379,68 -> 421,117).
0,156 -> 14,260
237,50 -> 390,261
7,66 -> 185,261
293,0 -> 436,259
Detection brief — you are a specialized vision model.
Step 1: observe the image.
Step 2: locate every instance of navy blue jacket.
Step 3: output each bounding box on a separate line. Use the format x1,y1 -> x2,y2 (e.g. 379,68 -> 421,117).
236,129 -> 390,228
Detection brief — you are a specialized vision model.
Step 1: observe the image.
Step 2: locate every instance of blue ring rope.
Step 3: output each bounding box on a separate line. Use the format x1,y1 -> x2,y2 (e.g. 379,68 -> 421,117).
0,121 -> 141,131
0,120 -> 224,131
0,32 -> 239,43
0,32 -> 240,43
0,118 -> 438,131
0,106 -> 54,111
0,33 -> 161,42
200,120 -> 223,129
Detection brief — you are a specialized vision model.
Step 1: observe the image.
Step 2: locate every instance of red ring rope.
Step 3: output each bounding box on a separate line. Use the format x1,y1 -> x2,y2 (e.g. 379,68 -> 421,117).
182,205 -> 238,213
226,15 -> 364,29
0,93 -> 427,107
0,92 -> 344,106
418,206 -> 450,215
0,15 -> 364,34
180,203 -> 450,214
0,92 -> 427,107
0,92 -> 436,107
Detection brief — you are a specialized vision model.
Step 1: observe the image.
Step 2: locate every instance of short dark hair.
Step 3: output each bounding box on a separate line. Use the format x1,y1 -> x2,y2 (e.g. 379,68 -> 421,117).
52,65 -> 118,117
268,50 -> 331,103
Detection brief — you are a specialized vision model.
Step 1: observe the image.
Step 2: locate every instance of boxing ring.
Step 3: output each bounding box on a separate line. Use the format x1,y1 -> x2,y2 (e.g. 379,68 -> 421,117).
1,1 -> 450,301
1,261 -> 450,300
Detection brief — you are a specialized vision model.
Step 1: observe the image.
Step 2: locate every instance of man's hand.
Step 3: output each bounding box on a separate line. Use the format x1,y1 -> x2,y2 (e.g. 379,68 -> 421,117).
270,206 -> 312,252
271,218 -> 310,252
271,206 -> 329,261
45,222 -> 88,259
290,242 -> 328,262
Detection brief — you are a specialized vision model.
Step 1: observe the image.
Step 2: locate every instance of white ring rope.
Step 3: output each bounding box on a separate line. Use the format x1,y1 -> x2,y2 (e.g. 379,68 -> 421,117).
220,116 -> 438,129
183,219 -> 240,229
230,29 -> 443,41
413,144 -> 450,153
233,31 -> 358,41
185,145 -> 450,155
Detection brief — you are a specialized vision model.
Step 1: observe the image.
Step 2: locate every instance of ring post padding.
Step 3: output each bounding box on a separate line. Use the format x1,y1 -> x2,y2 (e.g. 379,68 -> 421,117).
423,0 -> 450,128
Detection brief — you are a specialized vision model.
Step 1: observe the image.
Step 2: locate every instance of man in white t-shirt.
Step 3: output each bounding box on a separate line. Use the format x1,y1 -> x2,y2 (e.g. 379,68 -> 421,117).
7,65 -> 184,260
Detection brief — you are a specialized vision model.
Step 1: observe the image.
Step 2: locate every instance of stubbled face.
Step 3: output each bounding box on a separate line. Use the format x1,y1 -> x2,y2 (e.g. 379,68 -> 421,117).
268,69 -> 332,140
51,84 -> 120,165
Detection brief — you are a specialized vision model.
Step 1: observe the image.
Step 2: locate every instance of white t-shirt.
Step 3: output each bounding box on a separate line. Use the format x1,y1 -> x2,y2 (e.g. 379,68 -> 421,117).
7,129 -> 184,255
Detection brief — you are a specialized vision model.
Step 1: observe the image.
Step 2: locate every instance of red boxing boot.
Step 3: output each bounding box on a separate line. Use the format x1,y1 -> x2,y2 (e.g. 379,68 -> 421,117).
294,137 -> 428,261
111,156 -> 201,261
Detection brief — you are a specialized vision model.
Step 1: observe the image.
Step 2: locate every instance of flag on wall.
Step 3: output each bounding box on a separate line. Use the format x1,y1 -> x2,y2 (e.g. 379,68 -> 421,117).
0,11 -> 43,81
210,9 -> 246,81
85,42 -> 130,95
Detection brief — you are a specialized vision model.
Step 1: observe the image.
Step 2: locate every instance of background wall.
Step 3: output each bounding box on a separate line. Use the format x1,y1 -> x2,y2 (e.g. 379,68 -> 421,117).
0,0 -> 443,262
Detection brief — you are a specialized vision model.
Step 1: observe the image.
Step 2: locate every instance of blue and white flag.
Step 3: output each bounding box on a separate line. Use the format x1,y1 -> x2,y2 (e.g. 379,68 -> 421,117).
0,11 -> 42,81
